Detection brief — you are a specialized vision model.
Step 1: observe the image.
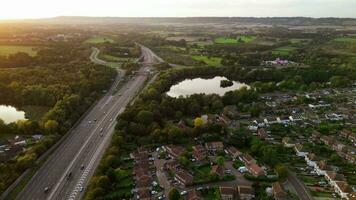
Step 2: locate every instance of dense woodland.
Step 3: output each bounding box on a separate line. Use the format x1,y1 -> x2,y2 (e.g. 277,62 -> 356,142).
0,42 -> 116,193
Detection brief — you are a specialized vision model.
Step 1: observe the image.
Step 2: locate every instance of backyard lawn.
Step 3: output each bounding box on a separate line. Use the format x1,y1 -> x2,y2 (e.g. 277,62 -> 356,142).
0,45 -> 37,56
201,188 -> 221,200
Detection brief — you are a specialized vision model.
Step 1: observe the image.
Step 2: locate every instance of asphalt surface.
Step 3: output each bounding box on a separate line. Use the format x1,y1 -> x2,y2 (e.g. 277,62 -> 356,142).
16,45 -> 161,200
286,170 -> 315,200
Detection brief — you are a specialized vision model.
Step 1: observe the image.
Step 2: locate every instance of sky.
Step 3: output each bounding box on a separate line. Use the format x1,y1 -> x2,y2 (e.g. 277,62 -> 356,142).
0,0 -> 355,19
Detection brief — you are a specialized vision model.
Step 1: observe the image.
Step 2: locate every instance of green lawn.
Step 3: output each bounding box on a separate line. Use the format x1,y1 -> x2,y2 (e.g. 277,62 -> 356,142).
309,190 -> 334,198
214,36 -> 256,44
290,38 -> 311,44
0,45 -> 37,56
84,36 -> 114,44
333,37 -> 356,43
191,55 -> 221,66
272,46 -> 298,55
201,188 -> 221,200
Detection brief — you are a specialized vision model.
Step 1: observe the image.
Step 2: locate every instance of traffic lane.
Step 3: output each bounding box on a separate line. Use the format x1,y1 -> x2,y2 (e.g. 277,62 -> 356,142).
58,75 -> 148,199
17,79 -> 122,200
50,77 -> 141,199
287,172 -> 314,200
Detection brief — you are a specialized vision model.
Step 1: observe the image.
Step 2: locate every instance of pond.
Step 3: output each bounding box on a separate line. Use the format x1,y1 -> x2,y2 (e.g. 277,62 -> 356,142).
0,105 -> 26,124
167,76 -> 249,98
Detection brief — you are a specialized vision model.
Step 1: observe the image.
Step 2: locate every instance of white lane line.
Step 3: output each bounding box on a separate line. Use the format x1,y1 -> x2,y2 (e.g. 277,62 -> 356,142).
47,93 -> 125,200
67,96 -> 130,200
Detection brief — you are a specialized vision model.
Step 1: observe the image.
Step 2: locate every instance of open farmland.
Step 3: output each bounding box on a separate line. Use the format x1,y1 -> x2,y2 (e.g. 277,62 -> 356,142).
84,36 -> 114,44
214,35 -> 256,44
272,46 -> 298,55
191,55 -> 221,66
334,37 -> 356,43
0,45 -> 37,56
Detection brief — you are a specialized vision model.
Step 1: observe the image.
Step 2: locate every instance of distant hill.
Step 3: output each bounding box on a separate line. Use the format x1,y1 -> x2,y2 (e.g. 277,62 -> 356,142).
38,16 -> 356,26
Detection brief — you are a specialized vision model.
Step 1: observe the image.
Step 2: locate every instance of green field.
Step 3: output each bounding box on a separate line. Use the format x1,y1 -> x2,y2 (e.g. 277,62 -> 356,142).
290,38 -> 311,44
84,36 -> 114,44
214,36 -> 256,44
0,45 -> 37,56
272,46 -> 298,55
334,37 -> 356,43
191,55 -> 222,66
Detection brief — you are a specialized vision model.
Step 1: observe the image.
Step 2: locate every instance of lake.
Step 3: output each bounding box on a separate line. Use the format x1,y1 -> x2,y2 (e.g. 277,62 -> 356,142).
0,105 -> 26,124
167,76 -> 249,98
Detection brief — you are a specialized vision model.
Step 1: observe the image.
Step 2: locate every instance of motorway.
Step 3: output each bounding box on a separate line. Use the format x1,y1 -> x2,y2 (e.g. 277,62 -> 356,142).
16,45 -> 162,200
286,170 -> 314,200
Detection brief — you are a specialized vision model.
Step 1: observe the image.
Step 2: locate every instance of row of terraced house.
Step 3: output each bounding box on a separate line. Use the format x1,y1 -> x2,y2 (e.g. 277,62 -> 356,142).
286,138 -> 356,199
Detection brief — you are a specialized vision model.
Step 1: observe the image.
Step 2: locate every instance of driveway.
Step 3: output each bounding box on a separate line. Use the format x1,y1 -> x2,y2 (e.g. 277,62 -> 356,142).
153,152 -> 172,197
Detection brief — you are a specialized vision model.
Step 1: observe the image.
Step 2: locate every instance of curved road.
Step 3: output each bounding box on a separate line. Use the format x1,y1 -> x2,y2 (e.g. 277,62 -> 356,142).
15,45 -> 161,200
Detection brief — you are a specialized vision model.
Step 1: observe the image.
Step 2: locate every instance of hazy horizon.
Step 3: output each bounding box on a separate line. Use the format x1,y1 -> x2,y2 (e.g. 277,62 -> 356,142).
1,0 -> 356,20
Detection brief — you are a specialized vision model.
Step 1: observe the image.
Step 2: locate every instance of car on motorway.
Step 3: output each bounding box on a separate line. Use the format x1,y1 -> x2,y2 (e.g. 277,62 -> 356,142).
66,172 -> 72,180
109,118 -> 113,122
44,186 -> 50,193
79,186 -> 84,192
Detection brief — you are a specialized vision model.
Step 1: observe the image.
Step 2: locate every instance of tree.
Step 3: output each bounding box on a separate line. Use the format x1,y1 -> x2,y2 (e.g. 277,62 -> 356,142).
44,120 -> 59,134
275,164 -> 288,180
194,117 -> 204,128
216,156 -> 225,166
168,188 -> 181,200
136,110 -> 154,125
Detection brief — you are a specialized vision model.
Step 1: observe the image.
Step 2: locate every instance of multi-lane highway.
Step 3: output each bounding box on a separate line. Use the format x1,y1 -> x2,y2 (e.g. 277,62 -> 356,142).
16,45 -> 162,200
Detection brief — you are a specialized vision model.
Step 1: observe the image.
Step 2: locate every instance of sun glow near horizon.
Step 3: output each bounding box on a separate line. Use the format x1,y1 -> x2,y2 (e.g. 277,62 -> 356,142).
1,0 -> 356,20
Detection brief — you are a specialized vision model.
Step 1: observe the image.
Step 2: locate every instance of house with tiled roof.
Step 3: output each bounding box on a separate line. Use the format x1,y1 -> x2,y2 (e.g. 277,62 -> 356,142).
211,165 -> 225,177
220,186 -> 236,200
282,137 -> 295,148
311,131 -> 321,141
272,182 -> 288,200
257,128 -> 268,139
205,141 -> 224,152
166,145 -> 185,159
334,181 -> 353,199
320,135 -> 334,146
315,160 -> 328,176
187,190 -> 202,200
294,144 -> 308,157
247,163 -> 265,177
240,153 -> 256,166
237,185 -> 255,200
137,188 -> 151,200
347,192 -> 356,200
227,146 -> 242,159
192,144 -> 207,162
175,170 -> 193,186
340,130 -> 352,138
305,153 -> 319,167
165,159 -> 180,172
324,171 -> 346,187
